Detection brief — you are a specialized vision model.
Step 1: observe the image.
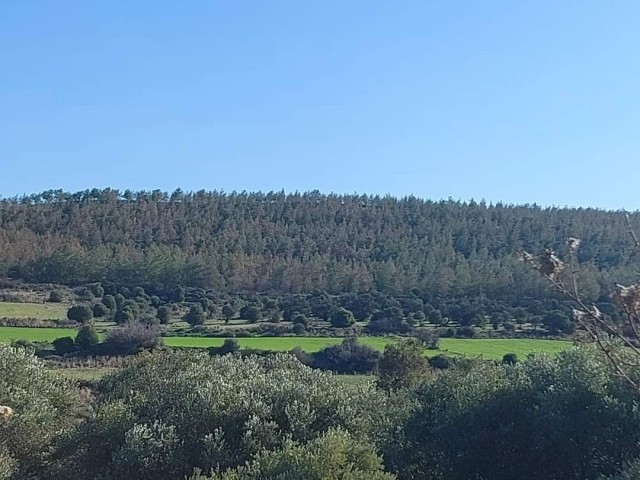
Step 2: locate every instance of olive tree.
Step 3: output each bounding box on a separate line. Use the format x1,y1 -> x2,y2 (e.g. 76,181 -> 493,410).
51,351 -> 402,480
0,344 -> 88,479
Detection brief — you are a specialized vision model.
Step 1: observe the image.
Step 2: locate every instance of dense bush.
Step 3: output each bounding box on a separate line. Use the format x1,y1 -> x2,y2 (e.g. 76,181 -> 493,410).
91,302 -> 109,318
66,305 -> 93,323
312,337 -> 381,374
101,294 -> 117,311
239,305 -> 262,323
102,323 -> 161,355
0,344 -> 87,479
75,324 -> 100,350
156,305 -> 171,324
389,348 -> 640,480
50,351 -> 401,480
52,336 -> 76,355
329,308 -> 356,328
195,429 -> 395,480
184,303 -> 206,326
377,339 -> 430,391
48,290 -> 64,303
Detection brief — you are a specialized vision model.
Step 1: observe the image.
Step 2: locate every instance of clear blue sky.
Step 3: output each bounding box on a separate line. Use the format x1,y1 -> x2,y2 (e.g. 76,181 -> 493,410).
1,1 -> 639,210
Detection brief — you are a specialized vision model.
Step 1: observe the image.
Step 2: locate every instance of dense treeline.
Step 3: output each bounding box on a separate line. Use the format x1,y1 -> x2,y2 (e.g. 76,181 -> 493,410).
1,189 -> 638,301
3,343 -> 640,480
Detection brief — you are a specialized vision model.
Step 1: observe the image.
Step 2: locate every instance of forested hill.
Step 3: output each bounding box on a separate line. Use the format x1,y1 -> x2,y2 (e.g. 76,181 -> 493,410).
0,189 -> 638,300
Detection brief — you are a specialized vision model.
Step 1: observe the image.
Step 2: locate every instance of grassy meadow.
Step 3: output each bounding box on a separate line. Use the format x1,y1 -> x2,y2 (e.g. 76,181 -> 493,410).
0,325 -> 573,360
0,301 -> 70,320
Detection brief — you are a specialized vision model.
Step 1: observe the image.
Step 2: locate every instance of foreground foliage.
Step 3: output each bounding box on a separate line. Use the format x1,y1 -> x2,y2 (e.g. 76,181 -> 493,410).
3,344 -> 640,479
49,351 -> 402,480
0,344 -> 87,480
389,348 -> 640,480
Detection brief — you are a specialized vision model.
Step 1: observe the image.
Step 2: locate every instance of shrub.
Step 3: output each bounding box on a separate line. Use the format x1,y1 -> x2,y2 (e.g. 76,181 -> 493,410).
329,308 -> 356,328
92,302 -> 109,318
53,336 -> 77,355
455,326 -> 475,338
48,290 -> 64,303
103,323 -> 161,355
239,305 -> 262,323
390,348 -> 640,480
292,323 -> 307,335
312,337 -> 381,374
90,283 -> 105,298
102,294 -> 117,311
51,352 -> 397,480
291,312 -> 308,327
377,339 -> 430,391
209,338 -> 240,356
429,354 -> 453,370
75,324 -> 100,350
184,303 -> 206,326
0,344 -> 88,478
157,305 -> 171,324
502,352 -> 518,365
194,429 -> 395,480
66,304 -> 94,323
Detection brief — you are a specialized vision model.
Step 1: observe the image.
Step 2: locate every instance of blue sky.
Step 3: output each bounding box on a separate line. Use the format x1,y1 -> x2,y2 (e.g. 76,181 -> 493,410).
1,1 -> 639,209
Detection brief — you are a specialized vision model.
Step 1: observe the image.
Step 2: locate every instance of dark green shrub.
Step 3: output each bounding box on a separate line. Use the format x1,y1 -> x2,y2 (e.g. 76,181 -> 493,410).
429,354 -> 452,370
239,305 -> 262,323
330,308 -> 356,328
75,324 -> 100,350
92,302 -> 109,318
102,294 -> 117,311
157,305 -> 171,324
48,290 -> 64,303
66,305 -> 94,323
502,352 -> 518,365
184,303 -> 206,326
53,336 -> 76,355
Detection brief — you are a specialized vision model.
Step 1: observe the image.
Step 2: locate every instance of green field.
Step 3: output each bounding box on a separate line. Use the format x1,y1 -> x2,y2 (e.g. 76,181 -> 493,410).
0,302 -> 70,320
163,336 -> 572,359
0,326 -> 77,342
0,326 -> 573,360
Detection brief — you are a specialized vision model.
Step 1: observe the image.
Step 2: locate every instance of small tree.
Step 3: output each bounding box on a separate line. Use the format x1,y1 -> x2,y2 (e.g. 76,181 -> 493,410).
92,302 -> 109,318
103,323 -> 161,355
209,338 -> 240,356
102,294 -> 117,311
66,305 -> 94,323
75,324 -> 100,350
157,305 -> 171,324
502,352 -> 518,365
240,305 -> 262,323
184,303 -> 206,326
174,285 -> 186,303
377,339 -> 430,391
53,336 -> 76,355
90,283 -> 104,298
292,312 -> 308,327
330,308 -> 356,328
222,304 -> 235,323
48,290 -> 64,303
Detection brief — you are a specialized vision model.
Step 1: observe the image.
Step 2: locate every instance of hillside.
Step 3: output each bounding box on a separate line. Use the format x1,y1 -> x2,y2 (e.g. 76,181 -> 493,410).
0,189 -> 638,300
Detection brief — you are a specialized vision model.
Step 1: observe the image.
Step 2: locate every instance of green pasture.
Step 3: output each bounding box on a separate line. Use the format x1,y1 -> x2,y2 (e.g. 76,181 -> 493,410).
0,302 -> 69,320
0,326 -> 574,360
163,336 -> 573,359
0,326 -> 77,342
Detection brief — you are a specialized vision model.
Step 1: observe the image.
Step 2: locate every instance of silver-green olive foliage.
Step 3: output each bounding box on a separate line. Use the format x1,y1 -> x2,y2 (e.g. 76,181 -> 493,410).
192,429 -> 395,480
0,344 -> 87,480
53,351 -> 401,480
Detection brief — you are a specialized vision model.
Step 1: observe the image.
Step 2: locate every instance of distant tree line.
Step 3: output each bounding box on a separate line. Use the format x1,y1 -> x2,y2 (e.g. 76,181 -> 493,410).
0,189 -> 638,303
